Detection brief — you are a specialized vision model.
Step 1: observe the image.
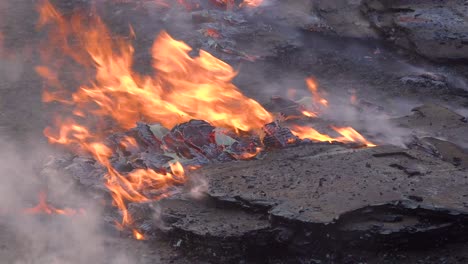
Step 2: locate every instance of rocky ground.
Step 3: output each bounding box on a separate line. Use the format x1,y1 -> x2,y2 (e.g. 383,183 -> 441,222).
0,0 -> 467,263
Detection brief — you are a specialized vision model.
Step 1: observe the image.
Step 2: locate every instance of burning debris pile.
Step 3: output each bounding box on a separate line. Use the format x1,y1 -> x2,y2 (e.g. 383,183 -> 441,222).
35,0 -> 376,239
13,0 -> 467,262
45,115 -> 468,261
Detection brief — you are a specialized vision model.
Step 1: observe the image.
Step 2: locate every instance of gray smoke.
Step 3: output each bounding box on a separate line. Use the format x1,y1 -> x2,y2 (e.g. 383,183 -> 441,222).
0,136 -> 144,263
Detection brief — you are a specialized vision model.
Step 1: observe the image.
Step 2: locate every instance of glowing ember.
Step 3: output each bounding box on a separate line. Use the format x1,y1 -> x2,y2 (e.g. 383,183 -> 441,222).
188,165 -> 201,171
204,28 -> 221,39
230,147 -> 263,160
24,192 -> 84,216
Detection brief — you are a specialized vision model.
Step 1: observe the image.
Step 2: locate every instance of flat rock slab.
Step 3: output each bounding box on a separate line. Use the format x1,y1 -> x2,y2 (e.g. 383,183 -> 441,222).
363,0 -> 468,61
393,104 -> 468,148
140,143 -> 468,259
156,198 -> 270,238
195,144 -> 468,225
408,137 -> 468,169
313,0 -> 378,38
133,197 -> 273,261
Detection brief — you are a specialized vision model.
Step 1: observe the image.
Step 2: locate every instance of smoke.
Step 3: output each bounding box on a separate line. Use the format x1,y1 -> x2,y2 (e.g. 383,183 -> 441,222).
0,50 -> 24,84
0,136 -> 144,263
1,0 -> 467,262
0,1 -> 142,260
0,2 -> 25,85
187,173 -> 209,200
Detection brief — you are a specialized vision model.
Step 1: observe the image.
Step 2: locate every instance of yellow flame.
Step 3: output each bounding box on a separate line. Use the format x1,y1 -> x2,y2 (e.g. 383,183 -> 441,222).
133,229 -> 145,240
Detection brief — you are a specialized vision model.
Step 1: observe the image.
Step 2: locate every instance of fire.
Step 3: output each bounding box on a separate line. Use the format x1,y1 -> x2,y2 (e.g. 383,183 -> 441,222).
240,0 -> 263,8
291,126 -> 336,143
231,147 -> 263,160
291,126 -> 375,147
306,77 -> 328,107
36,0 -> 375,234
332,126 -> 376,147
291,79 -> 375,147
133,229 -> 145,240
44,118 -> 186,226
301,110 -> 317,118
120,136 -> 138,149
24,192 -> 84,216
188,165 -> 201,170
36,0 -> 271,228
37,0 -> 273,133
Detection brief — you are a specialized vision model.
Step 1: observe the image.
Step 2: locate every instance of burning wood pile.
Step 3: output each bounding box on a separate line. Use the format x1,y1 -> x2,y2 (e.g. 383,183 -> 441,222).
10,0 -> 468,263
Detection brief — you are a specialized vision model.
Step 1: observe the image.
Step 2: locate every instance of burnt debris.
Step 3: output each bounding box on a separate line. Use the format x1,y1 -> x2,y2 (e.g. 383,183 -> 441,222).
113,143 -> 468,262
42,102 -> 468,262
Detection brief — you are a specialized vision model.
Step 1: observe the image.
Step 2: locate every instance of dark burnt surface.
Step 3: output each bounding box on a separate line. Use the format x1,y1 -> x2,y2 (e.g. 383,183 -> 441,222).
198,144 -> 468,224
393,104 -> 468,148
1,1 -> 468,263
128,143 -> 468,262
42,104 -> 468,262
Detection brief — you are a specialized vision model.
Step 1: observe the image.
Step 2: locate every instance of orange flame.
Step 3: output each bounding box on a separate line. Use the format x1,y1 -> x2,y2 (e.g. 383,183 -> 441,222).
44,118 -> 186,226
291,125 -> 375,147
37,2 -> 273,132
306,77 -> 328,107
332,126 -> 376,147
36,0 -> 375,233
37,1 -> 273,226
301,110 -> 317,118
133,229 -> 145,240
290,126 -> 336,143
240,0 -> 263,8
24,192 -> 85,216
230,147 -> 263,160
